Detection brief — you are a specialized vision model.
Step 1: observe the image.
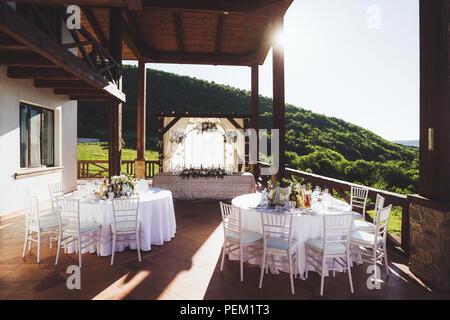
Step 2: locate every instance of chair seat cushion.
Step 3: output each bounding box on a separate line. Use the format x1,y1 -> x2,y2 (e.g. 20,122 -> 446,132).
350,230 -> 383,247
352,211 -> 364,220
306,239 -> 347,255
266,238 -> 298,253
227,229 -> 262,244
111,221 -> 139,233
65,221 -> 101,234
354,220 -> 376,232
30,216 -> 59,231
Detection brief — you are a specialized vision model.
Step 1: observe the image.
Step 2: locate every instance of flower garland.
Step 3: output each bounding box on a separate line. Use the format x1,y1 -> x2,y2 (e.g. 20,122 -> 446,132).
179,167 -> 229,179
169,130 -> 186,144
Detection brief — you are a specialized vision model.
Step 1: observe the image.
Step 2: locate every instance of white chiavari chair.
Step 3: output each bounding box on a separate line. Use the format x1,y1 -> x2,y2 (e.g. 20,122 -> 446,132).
48,182 -> 64,218
219,202 -> 263,282
354,194 -> 385,233
111,197 -> 141,265
350,204 -> 392,277
55,198 -> 101,267
305,213 -> 354,296
350,185 -> 369,221
22,194 -> 59,263
259,211 -> 298,295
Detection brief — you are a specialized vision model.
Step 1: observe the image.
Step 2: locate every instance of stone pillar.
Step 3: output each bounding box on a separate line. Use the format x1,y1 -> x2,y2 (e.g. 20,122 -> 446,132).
408,195 -> 450,290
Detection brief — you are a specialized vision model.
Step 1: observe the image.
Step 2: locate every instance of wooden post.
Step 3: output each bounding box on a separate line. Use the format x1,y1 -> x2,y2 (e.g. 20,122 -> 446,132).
108,99 -> 122,177
135,59 -> 147,179
272,15 -> 285,182
108,7 -> 123,177
250,65 -> 259,175
419,0 -> 450,202
244,118 -> 249,172
158,116 -> 164,173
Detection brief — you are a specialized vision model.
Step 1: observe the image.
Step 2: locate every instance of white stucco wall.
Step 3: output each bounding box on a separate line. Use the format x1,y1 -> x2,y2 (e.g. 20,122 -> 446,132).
0,65 -> 77,216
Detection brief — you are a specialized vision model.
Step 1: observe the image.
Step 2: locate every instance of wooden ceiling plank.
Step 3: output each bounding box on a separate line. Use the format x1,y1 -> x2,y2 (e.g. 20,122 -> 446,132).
35,79 -> 92,88
83,7 -> 108,48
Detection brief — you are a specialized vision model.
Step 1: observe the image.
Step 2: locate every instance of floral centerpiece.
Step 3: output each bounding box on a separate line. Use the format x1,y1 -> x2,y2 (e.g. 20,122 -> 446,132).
267,179 -> 292,206
109,174 -> 136,198
179,166 -> 228,179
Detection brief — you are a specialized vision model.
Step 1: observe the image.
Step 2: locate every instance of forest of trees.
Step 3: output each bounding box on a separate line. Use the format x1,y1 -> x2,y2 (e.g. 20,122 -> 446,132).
78,65 -> 419,194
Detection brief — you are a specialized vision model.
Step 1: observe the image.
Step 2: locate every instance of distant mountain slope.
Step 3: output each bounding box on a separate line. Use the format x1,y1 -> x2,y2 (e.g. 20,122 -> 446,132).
78,65 -> 419,193
392,140 -> 419,148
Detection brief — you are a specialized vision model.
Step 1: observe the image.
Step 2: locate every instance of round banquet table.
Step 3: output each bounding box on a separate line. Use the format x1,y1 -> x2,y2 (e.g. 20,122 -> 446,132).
231,192 -> 357,279
65,188 -> 176,256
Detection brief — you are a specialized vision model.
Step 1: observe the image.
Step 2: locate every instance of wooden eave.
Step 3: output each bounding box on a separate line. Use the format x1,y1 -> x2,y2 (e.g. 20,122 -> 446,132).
0,3 -> 125,102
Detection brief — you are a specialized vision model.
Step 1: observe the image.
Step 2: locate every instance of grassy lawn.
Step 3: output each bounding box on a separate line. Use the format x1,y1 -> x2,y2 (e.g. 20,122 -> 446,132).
77,142 -> 158,161
77,142 -> 159,177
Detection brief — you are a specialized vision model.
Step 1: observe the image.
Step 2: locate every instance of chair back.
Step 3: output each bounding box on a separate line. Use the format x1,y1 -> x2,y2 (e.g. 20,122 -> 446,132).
49,182 -> 64,211
260,211 -> 293,251
23,194 -> 41,229
372,194 -> 385,224
112,198 -> 140,231
322,213 -> 354,252
375,204 -> 392,244
56,198 -> 81,233
219,202 -> 241,239
350,185 -> 369,214
138,180 -> 149,193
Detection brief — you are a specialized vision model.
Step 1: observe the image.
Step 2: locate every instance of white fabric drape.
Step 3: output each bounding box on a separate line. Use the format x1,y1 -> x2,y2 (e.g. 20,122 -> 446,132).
162,117 -> 245,173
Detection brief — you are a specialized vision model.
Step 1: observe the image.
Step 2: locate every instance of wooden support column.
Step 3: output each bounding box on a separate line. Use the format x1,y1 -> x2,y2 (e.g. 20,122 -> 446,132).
135,59 -> 147,178
272,15 -> 285,181
419,0 -> 450,202
108,7 -> 123,177
244,118 -> 249,172
250,65 -> 259,175
158,117 -> 164,173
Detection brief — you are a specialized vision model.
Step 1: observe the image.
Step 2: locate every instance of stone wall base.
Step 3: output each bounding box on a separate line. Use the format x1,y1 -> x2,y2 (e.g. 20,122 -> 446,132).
409,200 -> 450,290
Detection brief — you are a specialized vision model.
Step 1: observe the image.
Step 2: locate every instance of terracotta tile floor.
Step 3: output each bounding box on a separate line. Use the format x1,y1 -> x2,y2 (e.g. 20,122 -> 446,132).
0,200 -> 448,300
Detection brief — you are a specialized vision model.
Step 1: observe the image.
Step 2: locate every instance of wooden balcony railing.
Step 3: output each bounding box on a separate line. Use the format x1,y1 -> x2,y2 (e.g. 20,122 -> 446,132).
257,162 -> 410,255
77,160 -> 159,180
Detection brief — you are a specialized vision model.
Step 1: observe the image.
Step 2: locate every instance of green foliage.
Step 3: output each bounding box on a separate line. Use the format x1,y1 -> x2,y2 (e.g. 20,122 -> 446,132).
78,64 -> 419,194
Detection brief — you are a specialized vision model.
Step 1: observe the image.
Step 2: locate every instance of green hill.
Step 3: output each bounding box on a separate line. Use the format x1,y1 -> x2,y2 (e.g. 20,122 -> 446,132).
78,65 -> 419,194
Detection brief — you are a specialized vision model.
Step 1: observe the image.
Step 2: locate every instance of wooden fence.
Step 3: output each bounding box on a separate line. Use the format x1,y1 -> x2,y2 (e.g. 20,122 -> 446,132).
77,160 -> 159,180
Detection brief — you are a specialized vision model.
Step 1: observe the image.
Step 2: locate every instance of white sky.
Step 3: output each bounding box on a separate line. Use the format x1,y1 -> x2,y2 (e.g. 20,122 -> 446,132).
124,0 -> 419,141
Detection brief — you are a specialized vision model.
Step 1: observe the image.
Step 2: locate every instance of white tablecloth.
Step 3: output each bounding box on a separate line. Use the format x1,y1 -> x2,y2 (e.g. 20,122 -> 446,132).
66,188 -> 176,256
231,192 -> 356,279
153,173 -> 256,200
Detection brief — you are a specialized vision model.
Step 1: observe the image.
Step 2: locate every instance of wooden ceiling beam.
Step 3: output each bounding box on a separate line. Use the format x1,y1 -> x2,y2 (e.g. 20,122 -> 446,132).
214,14 -> 224,53
144,50 -> 257,66
124,0 -> 142,10
54,88 -> 104,95
70,94 -> 109,101
142,0 -> 252,13
173,12 -> 184,55
7,66 -> 77,80
0,51 -> 54,67
35,79 -> 92,88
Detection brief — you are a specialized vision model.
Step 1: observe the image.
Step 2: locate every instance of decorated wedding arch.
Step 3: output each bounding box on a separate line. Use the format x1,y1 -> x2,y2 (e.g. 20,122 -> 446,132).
156,112 -> 250,174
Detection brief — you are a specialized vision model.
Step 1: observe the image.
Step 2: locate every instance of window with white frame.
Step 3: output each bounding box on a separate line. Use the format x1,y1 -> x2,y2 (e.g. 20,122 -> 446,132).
20,102 -> 54,168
